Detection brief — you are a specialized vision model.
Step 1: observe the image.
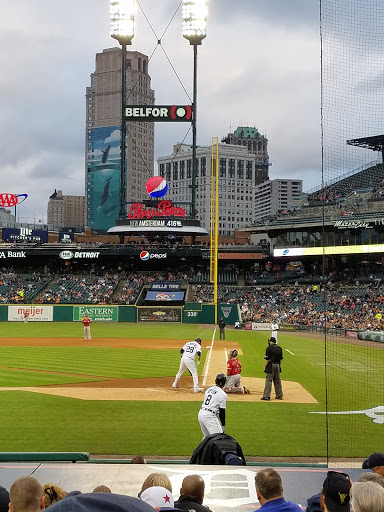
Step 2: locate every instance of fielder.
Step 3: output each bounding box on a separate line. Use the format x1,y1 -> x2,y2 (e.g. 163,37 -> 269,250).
198,373 -> 228,438
271,321 -> 279,343
224,349 -> 250,394
172,337 -> 203,393
23,311 -> 29,324
82,314 -> 92,340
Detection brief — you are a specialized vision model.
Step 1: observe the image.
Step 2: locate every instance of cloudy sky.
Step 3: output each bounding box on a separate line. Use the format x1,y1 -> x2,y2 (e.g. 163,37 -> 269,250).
1,0 -> 382,221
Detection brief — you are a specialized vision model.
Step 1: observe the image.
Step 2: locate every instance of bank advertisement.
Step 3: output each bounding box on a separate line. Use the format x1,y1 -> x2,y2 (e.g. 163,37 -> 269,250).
86,126 -> 121,231
73,306 -> 118,322
137,307 -> 182,322
8,305 -> 53,322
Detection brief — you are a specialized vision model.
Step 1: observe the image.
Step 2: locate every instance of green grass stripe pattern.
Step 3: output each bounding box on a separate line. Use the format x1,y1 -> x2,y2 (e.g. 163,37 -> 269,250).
0,368 -> 105,387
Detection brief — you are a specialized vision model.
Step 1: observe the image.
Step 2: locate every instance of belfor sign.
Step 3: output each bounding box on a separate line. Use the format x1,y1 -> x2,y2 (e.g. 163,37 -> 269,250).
125,105 -> 192,122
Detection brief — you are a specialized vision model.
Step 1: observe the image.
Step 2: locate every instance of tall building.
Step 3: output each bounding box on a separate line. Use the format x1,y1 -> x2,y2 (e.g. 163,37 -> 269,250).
158,141 -> 267,236
85,48 -> 155,231
254,179 -> 303,222
221,126 -> 269,185
47,190 -> 85,228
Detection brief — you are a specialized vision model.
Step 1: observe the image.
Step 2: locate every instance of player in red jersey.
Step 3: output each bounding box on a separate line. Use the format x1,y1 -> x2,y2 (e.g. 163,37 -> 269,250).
23,311 -> 29,324
224,349 -> 250,394
82,314 -> 92,340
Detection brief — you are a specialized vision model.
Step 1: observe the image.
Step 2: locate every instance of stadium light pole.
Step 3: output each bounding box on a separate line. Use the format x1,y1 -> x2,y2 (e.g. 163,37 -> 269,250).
182,0 -> 208,220
110,0 -> 135,221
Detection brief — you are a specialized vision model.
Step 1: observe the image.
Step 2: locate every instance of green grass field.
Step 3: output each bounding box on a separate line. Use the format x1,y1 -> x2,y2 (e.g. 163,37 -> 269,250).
0,322 -> 382,458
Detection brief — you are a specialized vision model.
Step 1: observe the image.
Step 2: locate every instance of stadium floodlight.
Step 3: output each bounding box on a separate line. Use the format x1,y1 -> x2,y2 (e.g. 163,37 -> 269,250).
110,0 -> 135,45
182,0 -> 208,222
110,0 -> 135,223
182,0 -> 208,44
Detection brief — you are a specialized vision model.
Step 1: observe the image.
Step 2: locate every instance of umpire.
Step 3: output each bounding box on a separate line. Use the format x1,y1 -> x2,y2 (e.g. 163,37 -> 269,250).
261,337 -> 283,401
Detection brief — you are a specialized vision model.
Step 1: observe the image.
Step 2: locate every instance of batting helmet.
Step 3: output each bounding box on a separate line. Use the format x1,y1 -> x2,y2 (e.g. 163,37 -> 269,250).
229,349 -> 238,358
195,337 -> 202,344
215,373 -> 226,387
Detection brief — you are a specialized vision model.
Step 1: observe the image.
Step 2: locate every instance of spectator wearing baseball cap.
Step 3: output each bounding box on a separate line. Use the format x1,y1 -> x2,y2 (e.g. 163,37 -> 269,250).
0,485 -> 10,512
362,452 -> 384,476
320,471 -> 351,512
140,486 -> 177,511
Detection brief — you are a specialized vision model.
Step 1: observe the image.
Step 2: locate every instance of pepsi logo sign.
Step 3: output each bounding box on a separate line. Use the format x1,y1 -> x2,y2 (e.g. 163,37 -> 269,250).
140,251 -> 167,261
146,177 -> 168,198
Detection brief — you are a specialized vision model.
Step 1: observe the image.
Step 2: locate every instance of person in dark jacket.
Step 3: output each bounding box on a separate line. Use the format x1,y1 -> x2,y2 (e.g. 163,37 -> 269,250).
218,318 -> 226,340
174,475 -> 212,512
261,337 -> 283,401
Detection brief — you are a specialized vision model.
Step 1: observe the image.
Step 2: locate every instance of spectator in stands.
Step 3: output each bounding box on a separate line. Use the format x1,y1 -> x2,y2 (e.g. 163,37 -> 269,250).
319,471 -> 351,512
174,475 -> 212,512
131,455 -> 147,464
47,493 -> 155,512
43,484 -> 66,508
140,473 -> 172,494
0,485 -> 10,512
362,452 -> 384,476
92,485 -> 112,493
358,472 -> 384,487
9,476 -> 45,512
350,481 -> 384,512
254,468 -> 301,512
139,473 -> 175,511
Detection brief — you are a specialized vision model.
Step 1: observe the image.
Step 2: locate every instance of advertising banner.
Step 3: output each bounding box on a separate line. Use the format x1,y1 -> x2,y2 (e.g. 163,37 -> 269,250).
2,228 -> 48,243
137,307 -> 182,322
59,232 -> 74,243
73,306 -> 118,322
151,283 -> 181,290
243,322 -> 272,331
345,330 -> 359,338
145,291 -> 185,302
8,305 -> 53,322
274,243 -> 384,257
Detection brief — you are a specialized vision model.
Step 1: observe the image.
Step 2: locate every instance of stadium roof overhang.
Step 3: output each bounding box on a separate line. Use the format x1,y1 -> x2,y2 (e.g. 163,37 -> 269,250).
347,135 -> 384,161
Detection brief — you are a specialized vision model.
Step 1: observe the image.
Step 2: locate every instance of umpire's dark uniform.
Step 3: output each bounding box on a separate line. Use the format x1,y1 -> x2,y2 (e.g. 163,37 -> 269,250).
261,338 -> 283,400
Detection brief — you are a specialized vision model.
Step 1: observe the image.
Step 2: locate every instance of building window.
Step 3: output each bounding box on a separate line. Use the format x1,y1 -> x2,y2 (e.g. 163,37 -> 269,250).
173,161 -> 178,181
180,160 -> 185,180
187,159 -> 192,179
166,162 -> 171,181
219,158 -> 226,178
200,157 -> 206,177
229,159 -> 235,178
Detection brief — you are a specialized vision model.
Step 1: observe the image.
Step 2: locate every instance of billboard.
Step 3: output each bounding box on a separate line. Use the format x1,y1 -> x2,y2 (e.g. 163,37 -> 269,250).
73,306 -> 118,322
8,306 -> 53,322
137,307 -> 182,322
145,291 -> 185,301
59,232 -> 74,243
274,244 -> 384,257
2,228 -> 48,243
86,126 -> 121,231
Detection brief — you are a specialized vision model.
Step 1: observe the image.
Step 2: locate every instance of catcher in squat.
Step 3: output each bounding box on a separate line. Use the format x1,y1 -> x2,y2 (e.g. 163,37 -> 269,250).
224,349 -> 250,394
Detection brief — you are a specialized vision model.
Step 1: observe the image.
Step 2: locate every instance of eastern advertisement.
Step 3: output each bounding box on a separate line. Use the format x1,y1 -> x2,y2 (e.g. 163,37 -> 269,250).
8,305 -> 53,322
73,306 -> 118,322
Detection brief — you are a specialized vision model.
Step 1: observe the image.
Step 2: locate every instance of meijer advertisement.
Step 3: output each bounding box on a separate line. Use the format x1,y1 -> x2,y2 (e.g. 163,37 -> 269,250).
8,306 -> 53,322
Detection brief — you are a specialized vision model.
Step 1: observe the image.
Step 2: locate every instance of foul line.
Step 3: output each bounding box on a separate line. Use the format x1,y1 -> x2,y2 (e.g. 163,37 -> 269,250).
285,349 -> 295,355
202,327 -> 216,386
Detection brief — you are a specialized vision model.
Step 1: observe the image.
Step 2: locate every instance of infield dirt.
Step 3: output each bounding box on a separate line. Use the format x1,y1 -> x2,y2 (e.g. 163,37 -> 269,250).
0,336 -> 317,403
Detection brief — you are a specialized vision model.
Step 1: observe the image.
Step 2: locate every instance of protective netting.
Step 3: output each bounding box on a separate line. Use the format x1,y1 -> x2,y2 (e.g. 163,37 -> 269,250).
320,0 -> 384,461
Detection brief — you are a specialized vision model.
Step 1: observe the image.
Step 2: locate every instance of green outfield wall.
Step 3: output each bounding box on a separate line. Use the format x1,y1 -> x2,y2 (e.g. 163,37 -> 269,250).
0,303 -> 240,324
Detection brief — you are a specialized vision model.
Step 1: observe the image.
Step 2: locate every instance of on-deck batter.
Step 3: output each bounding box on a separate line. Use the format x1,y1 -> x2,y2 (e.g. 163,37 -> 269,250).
198,373 -> 228,438
172,337 -> 203,393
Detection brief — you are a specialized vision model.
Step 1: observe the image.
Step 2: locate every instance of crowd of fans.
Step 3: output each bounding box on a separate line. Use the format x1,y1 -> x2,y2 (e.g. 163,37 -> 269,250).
1,456 -> 384,512
2,265 -> 384,331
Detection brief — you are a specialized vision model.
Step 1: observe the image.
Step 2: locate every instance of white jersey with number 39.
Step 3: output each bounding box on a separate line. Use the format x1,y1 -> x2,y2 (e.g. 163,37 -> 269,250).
201,385 -> 227,415
181,341 -> 201,360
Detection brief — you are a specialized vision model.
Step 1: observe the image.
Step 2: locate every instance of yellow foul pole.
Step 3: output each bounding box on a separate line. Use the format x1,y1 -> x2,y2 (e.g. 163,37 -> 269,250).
210,137 -> 219,324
